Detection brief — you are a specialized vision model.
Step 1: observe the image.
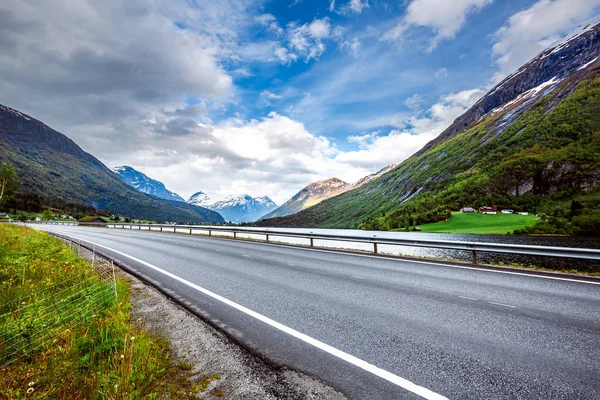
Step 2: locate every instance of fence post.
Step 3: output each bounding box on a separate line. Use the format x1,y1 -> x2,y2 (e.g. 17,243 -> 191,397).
92,246 -> 95,267
111,260 -> 118,301
373,242 -> 378,254
472,250 -> 478,265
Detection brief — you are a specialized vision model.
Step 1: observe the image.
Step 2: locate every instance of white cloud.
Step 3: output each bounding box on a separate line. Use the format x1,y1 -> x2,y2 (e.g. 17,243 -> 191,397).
260,90 -> 282,99
287,18 -> 331,61
348,131 -> 380,149
336,88 -> 485,168
383,0 -> 493,50
330,0 -> 336,12
257,13 -> 285,36
346,0 -> 370,14
404,93 -> 425,111
341,37 -> 361,57
491,0 -> 600,82
132,113 -> 372,203
434,67 -> 448,79
255,16 -> 333,63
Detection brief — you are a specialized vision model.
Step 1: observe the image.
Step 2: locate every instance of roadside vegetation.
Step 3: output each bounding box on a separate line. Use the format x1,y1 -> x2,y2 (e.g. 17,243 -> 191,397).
0,224 -> 197,399
417,212 -> 537,234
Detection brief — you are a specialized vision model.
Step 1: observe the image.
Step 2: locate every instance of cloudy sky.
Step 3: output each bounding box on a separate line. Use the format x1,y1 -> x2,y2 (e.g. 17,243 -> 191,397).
1,0 -> 600,204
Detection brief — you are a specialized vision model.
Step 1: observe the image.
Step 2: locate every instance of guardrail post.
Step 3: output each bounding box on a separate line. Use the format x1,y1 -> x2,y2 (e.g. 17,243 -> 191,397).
472,251 -> 478,265
310,238 -> 314,247
173,227 -> 176,233
209,229 -> 212,237
138,225 -> 141,230
266,234 -> 269,242
374,242 -> 378,254
189,228 -> 192,235
234,231 -> 237,239
160,226 -> 162,232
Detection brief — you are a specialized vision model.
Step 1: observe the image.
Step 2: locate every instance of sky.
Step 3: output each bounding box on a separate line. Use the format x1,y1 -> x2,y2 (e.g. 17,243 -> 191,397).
1,0 -> 600,204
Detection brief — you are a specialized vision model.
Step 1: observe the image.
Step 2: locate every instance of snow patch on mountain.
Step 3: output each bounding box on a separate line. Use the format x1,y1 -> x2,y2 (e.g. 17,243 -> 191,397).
187,191 -> 211,207
112,166 -> 185,203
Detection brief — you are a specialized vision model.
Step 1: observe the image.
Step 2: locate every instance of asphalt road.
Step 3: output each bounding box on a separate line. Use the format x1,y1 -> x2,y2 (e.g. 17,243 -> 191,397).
35,225 -> 600,399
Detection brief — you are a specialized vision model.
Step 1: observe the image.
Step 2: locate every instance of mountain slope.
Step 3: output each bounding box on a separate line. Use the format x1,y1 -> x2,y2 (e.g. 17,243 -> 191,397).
209,194 -> 277,223
261,178 -> 349,219
0,104 -> 224,223
257,17 -> 600,233
261,164 -> 397,220
113,166 -> 185,202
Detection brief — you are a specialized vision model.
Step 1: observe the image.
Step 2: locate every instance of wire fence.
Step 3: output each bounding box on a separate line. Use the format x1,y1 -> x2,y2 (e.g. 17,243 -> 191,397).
0,237 -> 117,368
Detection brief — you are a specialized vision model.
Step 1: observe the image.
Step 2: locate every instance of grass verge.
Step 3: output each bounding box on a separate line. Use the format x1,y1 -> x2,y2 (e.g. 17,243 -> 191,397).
0,224 -> 197,399
418,212 -> 537,234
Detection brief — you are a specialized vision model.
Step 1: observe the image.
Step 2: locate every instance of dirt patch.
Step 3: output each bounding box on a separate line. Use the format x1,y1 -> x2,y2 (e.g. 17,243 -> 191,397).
126,272 -> 348,400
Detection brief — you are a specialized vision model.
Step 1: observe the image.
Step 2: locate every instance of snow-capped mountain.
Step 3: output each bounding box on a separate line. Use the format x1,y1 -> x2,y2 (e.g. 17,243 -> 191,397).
187,191 -> 211,207
261,165 -> 398,220
112,166 -> 185,203
205,194 -> 278,223
185,193 -> 278,223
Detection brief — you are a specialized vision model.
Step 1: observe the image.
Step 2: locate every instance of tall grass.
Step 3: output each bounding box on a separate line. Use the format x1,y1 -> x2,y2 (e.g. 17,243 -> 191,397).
0,224 -> 197,399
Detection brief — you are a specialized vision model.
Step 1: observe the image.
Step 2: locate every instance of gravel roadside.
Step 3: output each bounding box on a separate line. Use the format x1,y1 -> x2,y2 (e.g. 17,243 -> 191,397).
126,271 -> 348,400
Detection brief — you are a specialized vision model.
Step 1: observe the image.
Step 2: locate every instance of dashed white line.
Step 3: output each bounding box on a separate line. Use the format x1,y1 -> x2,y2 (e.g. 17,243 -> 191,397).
459,296 -> 478,301
57,235 -> 448,400
352,276 -> 365,280
487,301 -> 516,308
242,255 -> 251,258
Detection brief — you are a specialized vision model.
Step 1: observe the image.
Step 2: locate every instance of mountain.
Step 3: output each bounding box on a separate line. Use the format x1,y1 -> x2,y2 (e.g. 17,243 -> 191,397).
113,166 -> 185,203
0,104 -> 224,224
187,191 -> 211,207
208,194 -> 278,223
261,164 -> 398,220
256,16 -> 600,235
261,178 -> 349,220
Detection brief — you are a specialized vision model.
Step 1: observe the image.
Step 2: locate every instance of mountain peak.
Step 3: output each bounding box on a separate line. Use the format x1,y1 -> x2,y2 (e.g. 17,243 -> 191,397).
113,166 -> 185,203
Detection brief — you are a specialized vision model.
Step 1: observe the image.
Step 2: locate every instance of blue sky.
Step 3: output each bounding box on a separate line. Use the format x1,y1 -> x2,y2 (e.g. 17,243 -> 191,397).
1,0 -> 600,202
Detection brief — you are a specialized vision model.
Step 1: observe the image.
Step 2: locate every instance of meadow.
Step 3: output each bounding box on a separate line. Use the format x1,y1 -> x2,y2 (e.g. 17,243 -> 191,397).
418,212 -> 537,234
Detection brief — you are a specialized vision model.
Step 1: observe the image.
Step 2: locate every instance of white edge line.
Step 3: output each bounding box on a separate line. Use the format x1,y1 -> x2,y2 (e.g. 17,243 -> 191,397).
37,225 -> 600,286
488,302 -> 517,308
64,234 -> 448,400
458,296 -> 478,301
40,225 -> 600,286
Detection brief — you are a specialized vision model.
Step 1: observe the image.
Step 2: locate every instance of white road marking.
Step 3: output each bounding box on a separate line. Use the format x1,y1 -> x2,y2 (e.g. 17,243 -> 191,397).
487,301 -> 516,308
58,234 -> 448,400
242,255 -> 251,258
287,263 -> 295,267
352,276 -> 365,280
459,296 -> 478,301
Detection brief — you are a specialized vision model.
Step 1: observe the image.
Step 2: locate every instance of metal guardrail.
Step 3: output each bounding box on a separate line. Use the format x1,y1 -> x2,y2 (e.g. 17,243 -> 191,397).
31,221 -> 600,264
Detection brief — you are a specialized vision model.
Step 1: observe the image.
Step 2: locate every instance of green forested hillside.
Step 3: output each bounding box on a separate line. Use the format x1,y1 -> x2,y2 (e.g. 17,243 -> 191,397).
259,74 -> 600,235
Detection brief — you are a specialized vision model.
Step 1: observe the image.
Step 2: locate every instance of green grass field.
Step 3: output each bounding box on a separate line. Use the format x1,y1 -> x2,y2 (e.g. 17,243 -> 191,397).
418,212 -> 537,234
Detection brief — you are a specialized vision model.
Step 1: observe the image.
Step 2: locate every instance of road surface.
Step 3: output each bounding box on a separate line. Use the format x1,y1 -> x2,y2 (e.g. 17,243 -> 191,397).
34,225 -> 600,399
